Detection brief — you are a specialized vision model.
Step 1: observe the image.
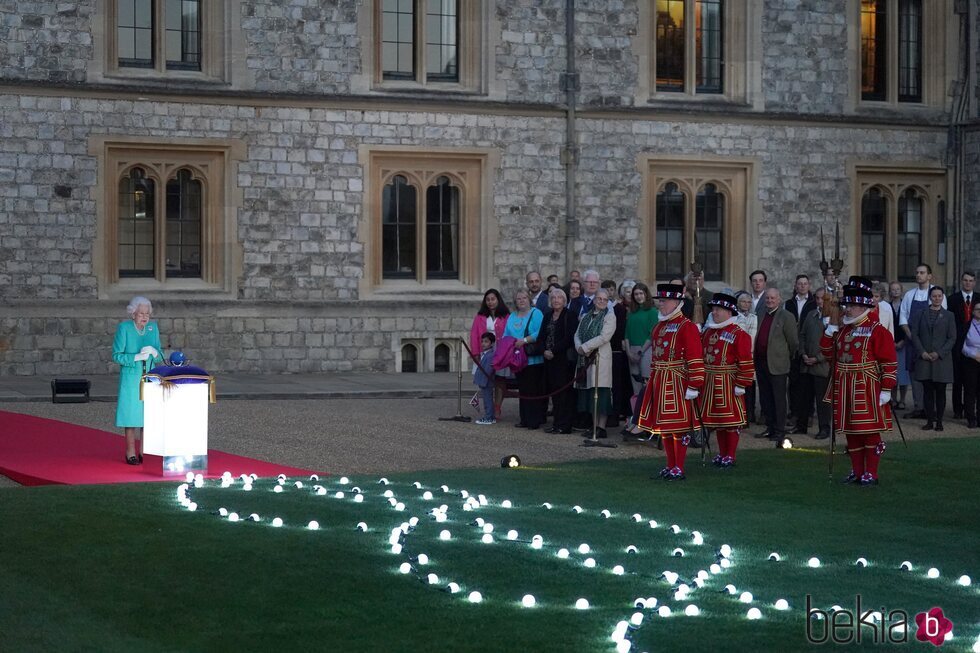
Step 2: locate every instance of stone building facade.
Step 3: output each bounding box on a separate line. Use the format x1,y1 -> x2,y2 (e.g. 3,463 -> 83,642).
1,1 -> 978,375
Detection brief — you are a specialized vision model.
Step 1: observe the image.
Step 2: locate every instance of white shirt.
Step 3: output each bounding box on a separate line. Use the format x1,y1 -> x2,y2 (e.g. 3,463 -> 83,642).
898,287 -> 947,326
875,303 -> 894,336
751,292 -> 764,312
795,294 -> 809,318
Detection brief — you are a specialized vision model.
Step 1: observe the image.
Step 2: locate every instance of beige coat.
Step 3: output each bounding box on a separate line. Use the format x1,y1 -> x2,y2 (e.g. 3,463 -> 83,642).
575,310 -> 616,389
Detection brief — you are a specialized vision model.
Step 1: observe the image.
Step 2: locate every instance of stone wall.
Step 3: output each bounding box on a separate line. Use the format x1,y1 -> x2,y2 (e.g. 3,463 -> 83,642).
0,1 -> 94,83
962,129 -> 980,275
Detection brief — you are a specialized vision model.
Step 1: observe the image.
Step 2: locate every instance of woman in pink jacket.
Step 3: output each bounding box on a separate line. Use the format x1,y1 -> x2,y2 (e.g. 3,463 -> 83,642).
470,289 -> 510,416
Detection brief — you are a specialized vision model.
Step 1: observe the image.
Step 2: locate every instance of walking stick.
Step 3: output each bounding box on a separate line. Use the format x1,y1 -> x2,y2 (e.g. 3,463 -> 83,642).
438,338 -> 473,423
582,351 -> 617,449
688,392 -> 711,466
889,401 -> 909,448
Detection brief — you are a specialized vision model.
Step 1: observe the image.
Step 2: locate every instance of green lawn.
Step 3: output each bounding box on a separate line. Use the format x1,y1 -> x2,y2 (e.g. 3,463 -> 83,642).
1,437 -> 978,652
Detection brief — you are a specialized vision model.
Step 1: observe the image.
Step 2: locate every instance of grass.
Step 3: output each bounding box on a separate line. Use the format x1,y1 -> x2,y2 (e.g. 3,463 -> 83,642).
1,437 -> 978,652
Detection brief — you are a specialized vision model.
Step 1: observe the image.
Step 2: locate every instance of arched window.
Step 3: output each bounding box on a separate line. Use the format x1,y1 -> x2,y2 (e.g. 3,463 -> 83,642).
425,176 -> 459,278
860,187 -> 887,279
401,344 -> 418,373
434,343 -> 451,372
118,167 -> 155,278
897,188 -> 922,281
165,169 -> 202,278
656,182 -> 685,277
695,183 -> 724,281
382,175 -> 418,278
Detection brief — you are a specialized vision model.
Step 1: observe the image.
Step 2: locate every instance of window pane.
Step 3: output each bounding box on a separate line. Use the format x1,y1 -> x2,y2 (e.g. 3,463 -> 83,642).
118,0 -> 155,68
165,0 -> 201,70
656,182 -> 686,277
898,0 -> 922,102
861,0 -> 886,101
118,169 -> 155,278
695,184 -> 724,280
656,0 -> 685,92
425,0 -> 458,82
382,2 -> 415,79
382,176 -> 417,278
897,189 -> 922,281
861,188 -> 887,279
695,0 -> 723,94
425,177 -> 459,278
164,169 -> 202,278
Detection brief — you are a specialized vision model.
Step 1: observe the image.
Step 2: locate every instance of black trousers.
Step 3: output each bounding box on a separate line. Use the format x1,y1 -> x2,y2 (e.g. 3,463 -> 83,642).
922,380 -> 948,424
787,356 -> 802,417
544,358 -> 576,431
952,350 -> 966,415
798,373 -> 831,431
611,350 -> 633,419
962,358 -> 980,423
756,358 -> 787,437
517,364 -> 547,428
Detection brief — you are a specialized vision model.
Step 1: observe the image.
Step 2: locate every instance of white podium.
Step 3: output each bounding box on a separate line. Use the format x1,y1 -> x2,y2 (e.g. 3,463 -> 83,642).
142,378 -> 211,477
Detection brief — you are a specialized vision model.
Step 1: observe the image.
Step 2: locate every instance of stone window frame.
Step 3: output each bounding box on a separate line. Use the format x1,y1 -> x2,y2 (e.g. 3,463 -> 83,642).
91,137 -> 245,300
91,1 -> 233,84
851,164 -> 948,283
847,0 -> 953,112
356,0 -> 488,95
358,147 -> 498,297
635,0 -> 753,105
639,156 -> 753,288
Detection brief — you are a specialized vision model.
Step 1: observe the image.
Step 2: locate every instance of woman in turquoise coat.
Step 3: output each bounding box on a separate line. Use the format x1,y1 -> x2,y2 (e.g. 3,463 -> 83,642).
113,296 -> 164,464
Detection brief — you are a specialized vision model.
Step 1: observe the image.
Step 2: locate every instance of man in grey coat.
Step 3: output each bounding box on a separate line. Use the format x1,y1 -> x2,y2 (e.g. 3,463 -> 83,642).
797,287 -> 832,439
910,286 -> 957,431
754,288 -> 799,444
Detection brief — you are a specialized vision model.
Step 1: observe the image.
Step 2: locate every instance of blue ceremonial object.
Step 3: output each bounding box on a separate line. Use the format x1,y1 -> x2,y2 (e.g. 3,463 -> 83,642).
147,365 -> 210,382
168,351 -> 187,366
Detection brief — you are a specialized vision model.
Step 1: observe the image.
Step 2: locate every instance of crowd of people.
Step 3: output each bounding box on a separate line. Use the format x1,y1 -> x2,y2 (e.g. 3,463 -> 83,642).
468,264 -> 980,483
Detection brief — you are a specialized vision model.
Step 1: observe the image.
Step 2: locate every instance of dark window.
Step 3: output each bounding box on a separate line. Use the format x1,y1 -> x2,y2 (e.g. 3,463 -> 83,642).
401,344 -> 418,372
897,188 -> 922,281
695,0 -> 723,93
425,176 -> 459,279
656,182 -> 686,277
434,343 -> 451,372
425,0 -> 458,82
861,0 -> 887,101
382,0 -> 416,80
118,168 -> 155,277
118,0 -> 155,68
898,0 -> 922,102
165,0 -> 201,71
165,169 -> 202,278
695,183 -> 724,280
382,175 -> 417,278
861,187 -> 887,280
656,0 -> 685,92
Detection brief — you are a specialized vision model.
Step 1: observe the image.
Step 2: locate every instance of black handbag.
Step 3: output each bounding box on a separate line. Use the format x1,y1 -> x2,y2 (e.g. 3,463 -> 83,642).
523,309 -> 546,356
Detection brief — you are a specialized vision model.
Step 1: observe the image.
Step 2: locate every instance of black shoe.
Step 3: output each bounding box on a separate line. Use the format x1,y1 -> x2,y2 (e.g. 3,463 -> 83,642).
558,428 -> 573,434
754,430 -> 771,439
526,424 -> 540,431
545,426 -> 558,433
791,426 -> 808,435
841,471 -> 857,484
595,427 -> 607,439
814,429 -> 830,440
922,421 -> 934,431
934,422 -> 944,432
651,467 -> 671,480
515,422 -> 527,428
138,454 -> 143,463
667,470 -> 686,481
126,455 -> 140,465
859,477 -> 880,488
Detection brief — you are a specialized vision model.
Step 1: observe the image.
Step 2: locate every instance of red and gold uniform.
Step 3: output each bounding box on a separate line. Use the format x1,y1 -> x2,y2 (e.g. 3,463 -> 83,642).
820,299 -> 898,485
700,316 -> 754,465
637,303 -> 705,478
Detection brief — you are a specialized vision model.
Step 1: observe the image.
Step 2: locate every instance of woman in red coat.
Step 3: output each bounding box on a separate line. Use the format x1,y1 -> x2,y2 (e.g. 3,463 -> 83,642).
469,289 -> 510,416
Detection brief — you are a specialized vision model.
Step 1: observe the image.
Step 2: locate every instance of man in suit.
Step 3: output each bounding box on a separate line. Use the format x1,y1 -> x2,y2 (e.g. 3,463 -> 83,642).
947,271 -> 977,421
749,269 -> 768,319
527,271 -> 550,313
786,274 -> 816,432
797,287 -> 832,438
577,269 -> 600,318
753,288 -> 799,445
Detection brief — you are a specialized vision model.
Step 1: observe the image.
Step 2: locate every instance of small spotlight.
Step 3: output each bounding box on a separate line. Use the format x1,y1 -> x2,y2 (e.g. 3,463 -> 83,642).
927,567 -> 940,579
501,455 -> 521,468
648,520 -> 659,528
900,561 -> 913,571
746,607 -> 762,620
339,477 -> 350,485
658,606 -> 671,618
228,513 -> 240,522
601,509 -> 612,518
807,557 -> 821,568
353,494 -> 364,503
412,482 -> 422,489
780,437 -> 793,449
631,513 -> 642,522
427,573 -> 439,585
541,502 -> 552,509
416,554 -> 429,565
661,571 -> 679,585
739,591 -> 753,603
673,548 -> 685,557
583,558 -> 596,568
356,522 -> 368,532
855,557 -> 868,567
557,548 -> 570,559
774,599 -> 790,610
630,612 -> 644,625
723,584 -> 737,595
248,513 -> 260,522
481,534 -> 493,544
578,543 -> 591,554
709,564 -> 722,574
399,562 -> 412,574
468,591 -> 483,603
670,524 -> 681,534
446,582 -> 460,594
271,517 -> 283,528
685,604 -> 701,616
572,505 -> 584,513
720,558 -> 732,569
440,485 -> 449,492
957,575 -> 972,587
768,552 -> 781,562
378,477 -> 389,485
273,485 -> 283,493
307,521 -> 319,530
691,531 -> 704,545
626,545 -> 638,554
422,491 -> 433,500
612,565 -> 625,575
501,500 -> 513,508
439,530 -> 451,540
719,544 -> 732,558
506,530 -> 518,541
575,598 -> 590,610
309,474 -> 319,481
521,594 -> 536,608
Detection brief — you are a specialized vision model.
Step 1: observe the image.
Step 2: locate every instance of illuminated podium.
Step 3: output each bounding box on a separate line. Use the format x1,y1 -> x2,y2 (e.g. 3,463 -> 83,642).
141,366 -> 216,477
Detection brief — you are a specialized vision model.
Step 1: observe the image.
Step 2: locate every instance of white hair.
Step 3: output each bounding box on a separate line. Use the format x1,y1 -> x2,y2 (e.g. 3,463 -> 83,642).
549,287 -> 568,303
126,296 -> 153,318
582,269 -> 600,282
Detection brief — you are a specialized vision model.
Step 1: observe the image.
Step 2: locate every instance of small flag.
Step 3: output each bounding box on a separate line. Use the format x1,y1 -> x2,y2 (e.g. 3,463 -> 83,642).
469,392 -> 480,408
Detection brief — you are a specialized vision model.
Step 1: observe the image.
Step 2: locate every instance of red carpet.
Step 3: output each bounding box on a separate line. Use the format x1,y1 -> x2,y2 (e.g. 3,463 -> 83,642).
0,410 -> 317,486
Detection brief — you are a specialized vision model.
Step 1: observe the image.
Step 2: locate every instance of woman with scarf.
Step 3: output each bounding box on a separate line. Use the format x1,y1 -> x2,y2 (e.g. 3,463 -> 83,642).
541,286 -> 579,433
573,288 -> 616,438
505,289 -> 545,430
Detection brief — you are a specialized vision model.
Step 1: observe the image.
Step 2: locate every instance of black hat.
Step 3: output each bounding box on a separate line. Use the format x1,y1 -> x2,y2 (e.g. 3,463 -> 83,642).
839,285 -> 875,306
655,283 -> 685,300
848,276 -> 874,292
708,292 -> 738,314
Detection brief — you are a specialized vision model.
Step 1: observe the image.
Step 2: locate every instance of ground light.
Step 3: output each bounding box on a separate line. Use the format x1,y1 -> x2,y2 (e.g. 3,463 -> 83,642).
685,604 -> 701,616
521,594 -> 536,608
501,455 -> 521,468
808,557 -> 821,568
575,598 -> 589,610
780,437 -> 793,449
957,575 -> 971,586
927,567 -> 940,579
747,607 -> 762,620
774,599 -> 790,610
901,561 -> 913,570
468,591 -> 482,603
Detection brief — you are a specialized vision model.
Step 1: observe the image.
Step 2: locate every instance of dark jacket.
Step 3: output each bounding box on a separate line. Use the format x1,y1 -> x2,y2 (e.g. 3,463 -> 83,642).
540,307 -> 579,364
799,309 -> 830,378
911,308 -> 957,383
946,291 -> 979,350
784,295 -> 817,325
757,307 -> 799,376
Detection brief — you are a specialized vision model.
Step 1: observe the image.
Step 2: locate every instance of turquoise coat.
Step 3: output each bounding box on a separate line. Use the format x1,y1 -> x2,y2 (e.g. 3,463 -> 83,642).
113,321 -> 164,428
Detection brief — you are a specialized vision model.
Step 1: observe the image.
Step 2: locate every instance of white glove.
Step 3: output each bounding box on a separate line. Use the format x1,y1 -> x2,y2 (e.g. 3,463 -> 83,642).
134,351 -> 150,362
824,324 -> 839,337
734,386 -> 746,396
140,346 -> 159,359
822,316 -> 830,326
684,388 -> 699,400
878,391 -> 891,406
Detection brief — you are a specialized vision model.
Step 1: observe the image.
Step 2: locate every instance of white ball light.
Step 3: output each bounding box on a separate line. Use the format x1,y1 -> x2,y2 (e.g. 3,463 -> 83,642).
697,570 -> 710,581
459,490 -> 469,498
631,513 -> 642,522
612,565 -> 625,575
243,484 -> 253,492
670,524 -> 681,534
218,507 -> 228,516
395,502 -> 405,511
356,522 -> 367,532
720,558 -> 732,569
422,491 -> 433,500
630,612 -> 644,626
572,505 -> 583,513
739,591 -> 753,604
541,502 -> 552,509
383,490 -> 394,498
662,571 -> 679,585
575,598 -> 590,610
277,478 -> 285,486
693,579 -> 705,589
719,544 -> 732,558
193,479 -> 203,488
399,562 -> 412,574
521,594 -> 536,608
532,534 -> 543,543
228,513 -> 239,522
427,573 -> 439,585
184,472 -> 194,482
501,500 -> 513,508
673,548 -> 685,557
578,543 -> 591,554
746,607 -> 762,620
273,485 -> 283,493
530,540 -> 542,550
294,481 -> 303,489
481,534 -> 493,544
506,530 -> 518,541
557,548 -> 570,559
474,518 -> 485,527
390,543 -> 402,554
616,641 -> 631,653
440,485 -> 449,492
194,473 -> 204,483
465,591 -> 481,605
187,502 -> 197,511
439,530 -> 451,540
901,561 -> 913,571
626,545 -> 638,554
658,606 -> 671,618
307,521 -> 319,530
724,585 -> 737,595
677,583 -> 690,594
957,574 -> 972,586
768,552 -> 781,562
645,597 -> 658,608
478,494 -> 488,506
339,476 -> 350,485
692,532 -> 704,545
601,509 -> 611,518
973,639 -> 980,653
685,604 -> 701,616
673,590 -> 688,602
353,494 -> 364,503
855,557 -> 868,567
271,517 -> 283,528
416,554 -> 429,565
927,567 -> 940,579
447,582 -> 460,593
482,523 -> 494,534
648,520 -> 659,528
807,557 -> 821,568
830,605 -> 844,613
774,599 -> 790,611
583,558 -> 596,568
709,563 -> 722,574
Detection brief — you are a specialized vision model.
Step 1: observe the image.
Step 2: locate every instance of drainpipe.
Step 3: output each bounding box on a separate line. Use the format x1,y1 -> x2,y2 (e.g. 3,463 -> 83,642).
561,0 -> 578,274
